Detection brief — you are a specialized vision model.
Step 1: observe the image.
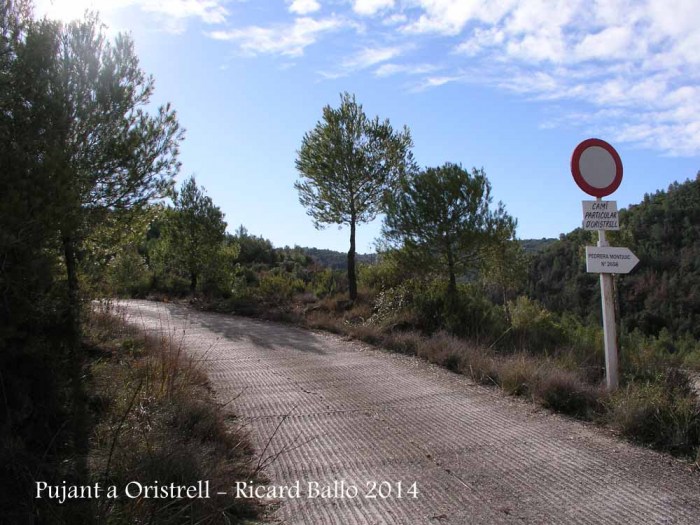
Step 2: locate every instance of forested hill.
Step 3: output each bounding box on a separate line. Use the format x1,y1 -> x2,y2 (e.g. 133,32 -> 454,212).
528,174 -> 700,339
521,238 -> 557,254
302,247 -> 377,269
303,239 -> 552,270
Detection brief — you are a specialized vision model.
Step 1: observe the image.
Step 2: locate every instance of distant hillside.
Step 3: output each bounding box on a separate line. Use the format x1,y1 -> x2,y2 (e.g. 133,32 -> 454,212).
302,240 -> 552,270
520,238 -> 557,254
302,247 -> 377,270
528,174 -> 700,338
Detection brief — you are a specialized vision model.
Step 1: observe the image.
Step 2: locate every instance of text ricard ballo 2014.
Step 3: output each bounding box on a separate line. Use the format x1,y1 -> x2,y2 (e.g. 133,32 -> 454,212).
35,479 -> 420,504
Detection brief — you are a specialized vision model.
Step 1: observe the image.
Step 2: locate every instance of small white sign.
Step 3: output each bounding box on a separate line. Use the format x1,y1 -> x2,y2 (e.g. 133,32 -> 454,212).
586,246 -> 639,274
582,200 -> 619,230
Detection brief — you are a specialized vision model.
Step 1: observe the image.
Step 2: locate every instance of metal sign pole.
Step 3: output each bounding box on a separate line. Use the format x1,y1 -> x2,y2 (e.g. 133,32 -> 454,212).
572,138 -> 631,391
597,215 -> 619,391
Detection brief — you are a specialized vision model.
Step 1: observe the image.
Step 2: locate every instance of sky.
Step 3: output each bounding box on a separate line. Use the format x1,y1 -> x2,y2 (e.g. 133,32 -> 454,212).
35,0 -> 700,252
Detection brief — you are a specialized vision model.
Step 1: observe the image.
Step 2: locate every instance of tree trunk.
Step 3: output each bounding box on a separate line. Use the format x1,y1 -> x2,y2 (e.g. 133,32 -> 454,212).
190,271 -> 197,294
63,236 -> 81,345
63,235 -> 88,479
348,217 -> 357,301
446,245 -> 457,300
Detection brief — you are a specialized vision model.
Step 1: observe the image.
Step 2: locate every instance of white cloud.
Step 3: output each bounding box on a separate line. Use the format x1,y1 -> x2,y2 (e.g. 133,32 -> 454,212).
287,0 -> 321,15
411,73 -> 465,91
141,0 -> 227,24
353,0 -> 395,16
574,26 -> 636,61
209,16 -> 344,57
319,45 -> 404,78
374,62 -> 438,77
383,12 -> 407,25
35,0 -> 228,31
342,46 -> 403,69
403,0 -> 514,36
455,27 -> 504,55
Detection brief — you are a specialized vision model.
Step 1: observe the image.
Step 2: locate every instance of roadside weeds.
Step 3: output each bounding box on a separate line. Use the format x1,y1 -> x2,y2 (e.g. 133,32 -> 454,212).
83,301 -> 267,524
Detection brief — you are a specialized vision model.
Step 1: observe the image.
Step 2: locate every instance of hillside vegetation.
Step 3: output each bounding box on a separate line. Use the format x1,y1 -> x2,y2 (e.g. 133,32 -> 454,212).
529,175 -> 700,340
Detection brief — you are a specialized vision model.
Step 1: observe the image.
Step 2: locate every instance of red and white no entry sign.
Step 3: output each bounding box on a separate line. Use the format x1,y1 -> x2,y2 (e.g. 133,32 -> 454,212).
571,138 -> 623,197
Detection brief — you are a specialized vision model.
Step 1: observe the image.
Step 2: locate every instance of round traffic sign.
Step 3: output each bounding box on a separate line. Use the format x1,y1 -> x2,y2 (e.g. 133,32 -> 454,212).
571,138 -> 623,197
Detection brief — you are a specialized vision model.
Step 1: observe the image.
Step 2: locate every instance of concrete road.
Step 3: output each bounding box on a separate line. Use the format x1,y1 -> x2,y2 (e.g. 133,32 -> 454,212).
120,300 -> 700,524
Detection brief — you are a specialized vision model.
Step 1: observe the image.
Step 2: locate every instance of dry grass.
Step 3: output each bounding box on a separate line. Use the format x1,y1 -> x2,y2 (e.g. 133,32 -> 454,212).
498,355 -> 541,397
383,332 -> 424,355
532,367 -> 605,419
85,304 -> 264,524
606,370 -> 700,457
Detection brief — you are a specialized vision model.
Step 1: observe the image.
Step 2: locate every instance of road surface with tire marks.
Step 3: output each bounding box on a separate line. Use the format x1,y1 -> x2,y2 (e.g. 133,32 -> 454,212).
120,300 -> 700,524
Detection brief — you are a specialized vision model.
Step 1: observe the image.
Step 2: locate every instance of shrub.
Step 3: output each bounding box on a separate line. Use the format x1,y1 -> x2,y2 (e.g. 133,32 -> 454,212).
607,369 -> 700,457
684,350 -> 700,371
368,283 -> 414,326
444,284 -> 508,343
498,355 -> 541,397
347,323 -> 385,345
305,310 -> 345,334
257,272 -> 305,306
357,251 -> 408,293
533,367 -> 603,419
509,296 -> 566,353
415,331 -> 499,384
106,246 -> 151,297
311,267 -> 346,298
383,332 -> 423,355
557,314 -> 604,375
394,280 -> 507,341
621,328 -> 685,382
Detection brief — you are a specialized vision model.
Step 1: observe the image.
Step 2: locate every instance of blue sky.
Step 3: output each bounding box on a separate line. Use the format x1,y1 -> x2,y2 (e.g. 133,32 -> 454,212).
36,0 -> 700,252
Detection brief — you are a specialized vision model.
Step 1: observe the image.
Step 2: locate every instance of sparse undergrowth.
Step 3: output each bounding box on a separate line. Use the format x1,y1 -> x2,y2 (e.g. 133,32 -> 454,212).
84,303 -> 265,524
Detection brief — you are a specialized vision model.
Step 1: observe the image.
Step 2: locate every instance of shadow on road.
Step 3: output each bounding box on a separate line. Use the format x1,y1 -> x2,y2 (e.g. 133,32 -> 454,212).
167,305 -> 329,355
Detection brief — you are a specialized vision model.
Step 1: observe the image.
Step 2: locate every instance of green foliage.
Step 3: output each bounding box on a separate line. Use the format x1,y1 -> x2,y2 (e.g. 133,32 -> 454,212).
529,176 -> 700,339
295,92 -> 415,299
304,247 -> 377,269
0,6 -> 182,521
161,176 -> 227,292
527,228 -> 598,322
482,237 -> 528,306
508,296 -> 566,353
200,240 -> 241,297
233,225 -> 277,265
105,245 -> 151,296
520,238 -> 557,254
383,163 -> 517,299
257,272 -> 305,306
369,279 -> 507,343
358,249 -> 412,293
368,283 -> 414,326
311,267 -> 345,298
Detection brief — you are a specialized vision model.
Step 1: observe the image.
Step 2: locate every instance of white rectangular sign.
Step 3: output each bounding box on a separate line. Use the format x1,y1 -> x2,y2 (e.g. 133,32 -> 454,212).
582,200 -> 619,230
586,246 -> 639,274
